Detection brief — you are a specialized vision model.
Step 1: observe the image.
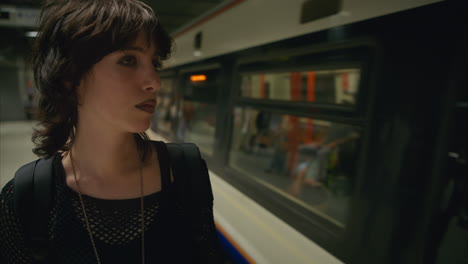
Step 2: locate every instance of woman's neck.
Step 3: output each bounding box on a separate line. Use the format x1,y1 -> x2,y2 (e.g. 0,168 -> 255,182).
69,126 -> 143,182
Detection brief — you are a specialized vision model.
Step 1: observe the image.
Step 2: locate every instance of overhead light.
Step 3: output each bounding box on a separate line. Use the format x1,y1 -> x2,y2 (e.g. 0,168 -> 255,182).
190,75 -> 207,82
25,31 -> 38,37
193,50 -> 202,57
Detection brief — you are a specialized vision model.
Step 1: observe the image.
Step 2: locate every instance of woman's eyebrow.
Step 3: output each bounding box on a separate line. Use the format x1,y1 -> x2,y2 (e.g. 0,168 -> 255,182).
123,46 -> 145,52
122,46 -> 158,57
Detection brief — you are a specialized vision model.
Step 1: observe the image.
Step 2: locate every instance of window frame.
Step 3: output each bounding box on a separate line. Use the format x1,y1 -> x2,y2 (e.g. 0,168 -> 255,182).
215,43 -> 375,259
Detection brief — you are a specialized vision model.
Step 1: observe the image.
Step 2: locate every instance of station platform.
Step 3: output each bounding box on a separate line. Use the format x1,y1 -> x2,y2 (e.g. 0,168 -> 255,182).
0,121 -> 38,188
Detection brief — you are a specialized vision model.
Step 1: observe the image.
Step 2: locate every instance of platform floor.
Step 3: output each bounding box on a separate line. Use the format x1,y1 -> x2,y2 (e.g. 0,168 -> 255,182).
0,121 -> 38,189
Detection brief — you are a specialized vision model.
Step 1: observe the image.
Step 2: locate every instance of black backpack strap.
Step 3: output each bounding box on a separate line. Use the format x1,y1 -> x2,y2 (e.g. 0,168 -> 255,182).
13,157 -> 55,263
166,143 -> 213,206
165,143 -> 188,204
181,143 -> 213,204
152,141 -> 171,190
166,142 -> 213,207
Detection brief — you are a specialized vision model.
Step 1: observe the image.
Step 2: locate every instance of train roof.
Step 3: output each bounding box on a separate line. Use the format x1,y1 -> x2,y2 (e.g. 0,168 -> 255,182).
165,0 -> 443,68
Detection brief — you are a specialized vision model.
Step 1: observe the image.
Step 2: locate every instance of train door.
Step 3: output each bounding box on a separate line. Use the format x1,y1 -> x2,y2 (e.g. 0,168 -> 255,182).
426,34 -> 468,264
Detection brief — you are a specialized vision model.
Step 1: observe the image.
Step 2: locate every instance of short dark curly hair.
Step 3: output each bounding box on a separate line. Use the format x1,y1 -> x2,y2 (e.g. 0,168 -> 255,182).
32,0 -> 173,159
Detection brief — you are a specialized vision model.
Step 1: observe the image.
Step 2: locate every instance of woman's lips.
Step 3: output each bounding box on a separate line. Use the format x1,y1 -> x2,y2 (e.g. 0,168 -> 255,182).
136,104 -> 155,113
136,99 -> 156,114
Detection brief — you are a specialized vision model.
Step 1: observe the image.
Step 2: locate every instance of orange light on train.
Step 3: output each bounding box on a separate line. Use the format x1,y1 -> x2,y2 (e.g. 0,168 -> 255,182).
190,75 -> 207,82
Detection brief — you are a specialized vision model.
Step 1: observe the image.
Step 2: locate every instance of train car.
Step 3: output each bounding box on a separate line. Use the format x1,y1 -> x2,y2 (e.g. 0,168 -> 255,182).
149,0 -> 468,263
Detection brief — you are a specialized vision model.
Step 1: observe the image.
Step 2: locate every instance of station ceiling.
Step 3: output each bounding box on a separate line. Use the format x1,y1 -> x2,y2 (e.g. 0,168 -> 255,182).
1,0 -> 225,33
0,0 -> 225,65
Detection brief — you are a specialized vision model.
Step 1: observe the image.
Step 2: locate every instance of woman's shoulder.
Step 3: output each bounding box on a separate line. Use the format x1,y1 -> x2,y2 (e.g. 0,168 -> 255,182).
0,178 -> 15,213
1,178 -> 14,194
1,155 -> 59,211
0,178 -> 35,264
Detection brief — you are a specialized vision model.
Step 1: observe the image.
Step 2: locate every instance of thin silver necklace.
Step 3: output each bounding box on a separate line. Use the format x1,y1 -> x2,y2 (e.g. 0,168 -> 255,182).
69,150 -> 145,264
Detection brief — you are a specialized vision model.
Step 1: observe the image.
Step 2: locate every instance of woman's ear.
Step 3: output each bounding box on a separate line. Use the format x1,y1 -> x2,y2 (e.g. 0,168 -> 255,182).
64,80 -> 83,106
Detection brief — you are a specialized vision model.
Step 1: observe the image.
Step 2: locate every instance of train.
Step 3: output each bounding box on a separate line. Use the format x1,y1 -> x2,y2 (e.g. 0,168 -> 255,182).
148,0 -> 468,263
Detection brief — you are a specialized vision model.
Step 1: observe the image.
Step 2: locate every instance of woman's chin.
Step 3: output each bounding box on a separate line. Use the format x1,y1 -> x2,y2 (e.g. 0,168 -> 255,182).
128,120 -> 152,133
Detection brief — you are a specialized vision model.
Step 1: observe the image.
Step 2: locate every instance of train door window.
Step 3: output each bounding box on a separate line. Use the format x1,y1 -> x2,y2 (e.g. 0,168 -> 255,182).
229,107 -> 361,225
179,68 -> 219,155
153,77 -> 177,139
240,68 -> 360,105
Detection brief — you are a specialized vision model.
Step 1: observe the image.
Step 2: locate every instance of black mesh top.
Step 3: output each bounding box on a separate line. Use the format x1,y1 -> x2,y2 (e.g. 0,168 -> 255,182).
0,142 -> 223,264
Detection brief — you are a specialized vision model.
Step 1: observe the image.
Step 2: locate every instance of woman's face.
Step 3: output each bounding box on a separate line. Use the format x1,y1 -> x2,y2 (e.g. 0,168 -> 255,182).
77,31 -> 161,133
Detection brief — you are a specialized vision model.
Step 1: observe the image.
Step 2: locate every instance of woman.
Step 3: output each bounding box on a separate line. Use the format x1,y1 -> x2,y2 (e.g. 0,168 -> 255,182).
0,0 -> 222,263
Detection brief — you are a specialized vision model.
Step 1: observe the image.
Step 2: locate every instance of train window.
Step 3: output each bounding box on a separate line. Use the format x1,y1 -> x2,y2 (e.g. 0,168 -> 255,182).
229,107 -> 361,225
179,100 -> 217,155
240,68 -> 360,105
178,69 -> 220,155
153,78 -> 177,139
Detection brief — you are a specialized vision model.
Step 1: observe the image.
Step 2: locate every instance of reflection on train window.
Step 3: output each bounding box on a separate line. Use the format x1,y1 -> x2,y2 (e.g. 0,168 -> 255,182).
240,69 -> 360,105
183,69 -> 219,103
178,69 -> 219,155
179,100 -> 217,155
229,107 -> 360,225
153,78 -> 177,139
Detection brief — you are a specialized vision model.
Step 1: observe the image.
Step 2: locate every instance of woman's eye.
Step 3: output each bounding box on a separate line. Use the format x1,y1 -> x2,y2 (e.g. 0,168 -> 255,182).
119,55 -> 137,66
152,60 -> 162,70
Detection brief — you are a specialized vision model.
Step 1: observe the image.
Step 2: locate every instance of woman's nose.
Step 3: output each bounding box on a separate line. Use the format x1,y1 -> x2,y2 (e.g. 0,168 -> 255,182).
143,68 -> 161,93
